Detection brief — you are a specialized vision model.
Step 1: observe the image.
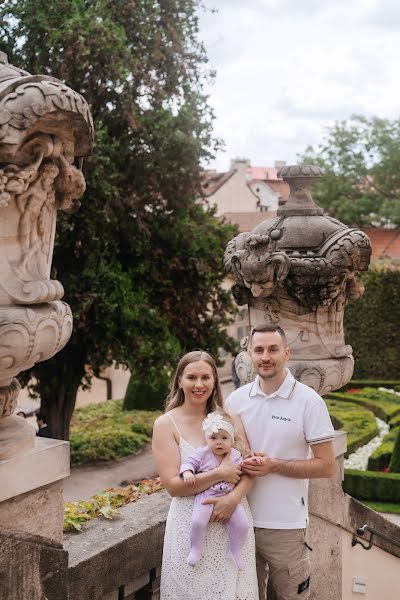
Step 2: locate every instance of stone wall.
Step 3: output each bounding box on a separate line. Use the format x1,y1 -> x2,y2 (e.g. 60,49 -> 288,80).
2,433 -> 399,599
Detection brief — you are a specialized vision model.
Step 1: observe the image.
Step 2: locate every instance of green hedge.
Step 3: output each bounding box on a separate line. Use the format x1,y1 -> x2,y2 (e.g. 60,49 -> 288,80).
390,427 -> 400,473
342,380 -> 400,392
368,427 -> 399,471
390,414 -> 400,429
344,269 -> 400,379
123,371 -> 170,411
325,390 -> 399,422
70,400 -> 160,465
325,399 -> 378,457
344,469 -> 400,502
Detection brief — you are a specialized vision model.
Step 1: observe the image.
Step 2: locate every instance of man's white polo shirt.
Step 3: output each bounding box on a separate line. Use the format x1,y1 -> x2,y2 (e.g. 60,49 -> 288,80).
225,369 -> 334,529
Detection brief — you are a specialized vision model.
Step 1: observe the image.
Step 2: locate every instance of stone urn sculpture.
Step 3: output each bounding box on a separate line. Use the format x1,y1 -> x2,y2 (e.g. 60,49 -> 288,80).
0,52 -> 93,459
224,165 -> 371,394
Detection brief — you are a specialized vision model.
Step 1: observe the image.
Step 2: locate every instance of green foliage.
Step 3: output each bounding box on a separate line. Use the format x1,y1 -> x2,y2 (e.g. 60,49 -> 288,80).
343,380 -> 400,392
389,427 -> 400,473
326,387 -> 400,422
344,270 -> 400,381
64,478 -> 163,532
123,369 -> 170,411
343,469 -> 400,503
69,400 -> 160,465
1,1 -> 236,438
368,427 -> 398,471
362,501 -> 400,515
390,414 -> 400,429
325,399 -> 378,456
301,115 -> 400,227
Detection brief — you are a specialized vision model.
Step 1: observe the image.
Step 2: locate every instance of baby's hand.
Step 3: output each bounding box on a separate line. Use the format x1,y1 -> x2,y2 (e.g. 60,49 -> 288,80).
245,454 -> 263,465
182,470 -> 196,485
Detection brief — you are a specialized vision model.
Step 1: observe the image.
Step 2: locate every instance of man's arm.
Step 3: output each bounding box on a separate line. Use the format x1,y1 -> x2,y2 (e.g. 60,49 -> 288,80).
241,440 -> 335,479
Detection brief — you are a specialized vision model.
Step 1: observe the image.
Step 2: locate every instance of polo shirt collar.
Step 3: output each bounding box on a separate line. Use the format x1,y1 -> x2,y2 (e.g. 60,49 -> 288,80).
250,369 -> 296,399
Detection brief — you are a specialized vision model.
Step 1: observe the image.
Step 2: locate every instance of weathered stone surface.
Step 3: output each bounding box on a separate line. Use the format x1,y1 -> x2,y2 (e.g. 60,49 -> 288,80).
0,437 -> 69,503
0,480 -> 64,544
0,52 -> 92,459
0,530 -> 68,600
65,491 -> 169,600
225,165 -> 371,394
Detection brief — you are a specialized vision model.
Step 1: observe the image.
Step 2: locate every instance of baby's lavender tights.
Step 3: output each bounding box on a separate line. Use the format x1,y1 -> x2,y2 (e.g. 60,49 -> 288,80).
187,501 -> 248,569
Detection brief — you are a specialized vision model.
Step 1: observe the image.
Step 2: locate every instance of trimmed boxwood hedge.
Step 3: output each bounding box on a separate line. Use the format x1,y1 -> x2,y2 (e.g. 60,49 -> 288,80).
343,469 -> 400,503
342,380 -> 400,392
325,390 -> 400,422
367,427 -> 399,471
325,399 -> 378,457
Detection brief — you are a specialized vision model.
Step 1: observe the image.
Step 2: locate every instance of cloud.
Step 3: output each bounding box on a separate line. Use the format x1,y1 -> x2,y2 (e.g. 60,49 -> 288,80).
199,0 -> 400,171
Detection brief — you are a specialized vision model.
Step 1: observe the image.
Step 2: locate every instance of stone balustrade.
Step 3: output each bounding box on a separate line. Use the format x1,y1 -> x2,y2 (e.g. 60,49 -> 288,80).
1,431 -> 399,599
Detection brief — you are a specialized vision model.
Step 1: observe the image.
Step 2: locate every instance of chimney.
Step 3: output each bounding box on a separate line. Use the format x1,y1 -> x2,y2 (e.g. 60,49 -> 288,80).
230,157 -> 251,171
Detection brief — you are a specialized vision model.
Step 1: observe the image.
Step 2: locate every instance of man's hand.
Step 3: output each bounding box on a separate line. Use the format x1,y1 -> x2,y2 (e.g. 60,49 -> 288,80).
217,454 -> 241,484
202,494 -> 237,523
241,452 -> 276,477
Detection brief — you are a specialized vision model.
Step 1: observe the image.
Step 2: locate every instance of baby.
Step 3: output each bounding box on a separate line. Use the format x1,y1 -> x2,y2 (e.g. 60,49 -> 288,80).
180,411 -> 251,569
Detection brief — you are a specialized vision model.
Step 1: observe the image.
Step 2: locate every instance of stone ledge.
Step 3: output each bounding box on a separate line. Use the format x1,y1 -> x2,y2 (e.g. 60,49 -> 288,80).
65,491 -> 170,599
0,437 -> 70,502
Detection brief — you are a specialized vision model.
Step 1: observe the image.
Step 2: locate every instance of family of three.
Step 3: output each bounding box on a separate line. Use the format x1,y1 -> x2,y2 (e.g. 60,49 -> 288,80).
152,324 -> 336,600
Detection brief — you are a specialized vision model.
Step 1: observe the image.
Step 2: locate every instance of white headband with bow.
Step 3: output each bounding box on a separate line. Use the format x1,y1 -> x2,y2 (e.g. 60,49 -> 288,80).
202,412 -> 235,440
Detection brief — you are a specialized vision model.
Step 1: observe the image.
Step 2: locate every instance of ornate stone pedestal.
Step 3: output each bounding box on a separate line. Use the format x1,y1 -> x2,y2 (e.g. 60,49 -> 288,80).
0,51 -> 92,546
225,165 -> 371,394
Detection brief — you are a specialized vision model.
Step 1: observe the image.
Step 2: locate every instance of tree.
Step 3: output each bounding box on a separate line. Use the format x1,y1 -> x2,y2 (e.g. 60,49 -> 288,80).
0,0 -> 236,439
301,115 -> 400,227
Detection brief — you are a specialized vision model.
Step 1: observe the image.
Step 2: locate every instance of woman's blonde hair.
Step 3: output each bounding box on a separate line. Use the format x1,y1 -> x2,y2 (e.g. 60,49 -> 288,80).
165,350 -> 224,414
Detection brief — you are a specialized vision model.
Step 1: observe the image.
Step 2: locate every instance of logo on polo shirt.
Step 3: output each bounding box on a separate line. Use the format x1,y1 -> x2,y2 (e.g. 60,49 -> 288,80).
271,414 -> 291,422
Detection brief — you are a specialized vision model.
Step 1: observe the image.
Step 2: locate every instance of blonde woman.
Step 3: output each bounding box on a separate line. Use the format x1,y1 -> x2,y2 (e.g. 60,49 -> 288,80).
152,350 -> 258,600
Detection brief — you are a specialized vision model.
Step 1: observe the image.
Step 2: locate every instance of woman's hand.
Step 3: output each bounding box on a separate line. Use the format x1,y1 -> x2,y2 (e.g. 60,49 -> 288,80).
217,454 -> 241,484
202,494 -> 238,523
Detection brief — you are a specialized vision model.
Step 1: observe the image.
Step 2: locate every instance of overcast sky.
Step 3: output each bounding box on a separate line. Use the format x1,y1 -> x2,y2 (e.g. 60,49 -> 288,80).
198,0 -> 400,171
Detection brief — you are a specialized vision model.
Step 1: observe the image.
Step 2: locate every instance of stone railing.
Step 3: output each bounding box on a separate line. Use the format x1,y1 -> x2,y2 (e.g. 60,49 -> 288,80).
2,432 -> 400,600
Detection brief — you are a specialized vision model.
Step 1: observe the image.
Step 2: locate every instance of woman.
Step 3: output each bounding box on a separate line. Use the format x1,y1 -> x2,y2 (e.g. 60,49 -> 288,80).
152,350 -> 259,600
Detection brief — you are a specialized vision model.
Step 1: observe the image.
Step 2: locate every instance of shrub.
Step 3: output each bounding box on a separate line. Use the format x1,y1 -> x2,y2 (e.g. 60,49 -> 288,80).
389,427 -> 400,473
325,389 -> 399,422
390,414 -> 400,429
368,427 -> 398,471
123,370 -> 170,411
343,380 -> 400,392
325,399 -> 378,457
343,469 -> 400,502
69,400 -> 160,465
344,269 -> 400,380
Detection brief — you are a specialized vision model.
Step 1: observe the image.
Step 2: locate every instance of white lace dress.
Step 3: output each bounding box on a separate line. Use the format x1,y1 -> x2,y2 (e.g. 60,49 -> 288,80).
160,434 -> 259,600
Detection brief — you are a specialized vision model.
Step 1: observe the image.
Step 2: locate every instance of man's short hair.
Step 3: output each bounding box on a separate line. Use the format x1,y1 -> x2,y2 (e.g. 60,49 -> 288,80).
249,324 -> 287,347
36,412 -> 46,422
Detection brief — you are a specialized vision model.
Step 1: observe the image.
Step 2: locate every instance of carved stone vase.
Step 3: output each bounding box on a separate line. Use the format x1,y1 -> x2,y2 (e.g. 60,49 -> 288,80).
225,165 -> 371,395
0,52 -> 93,459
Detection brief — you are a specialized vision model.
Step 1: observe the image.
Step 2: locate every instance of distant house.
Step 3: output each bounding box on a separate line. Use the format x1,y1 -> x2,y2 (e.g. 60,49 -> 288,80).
200,158 -> 289,217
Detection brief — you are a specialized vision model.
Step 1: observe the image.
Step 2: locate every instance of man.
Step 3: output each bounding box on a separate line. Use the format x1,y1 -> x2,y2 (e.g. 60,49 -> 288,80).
225,324 -> 335,600
36,412 -> 52,438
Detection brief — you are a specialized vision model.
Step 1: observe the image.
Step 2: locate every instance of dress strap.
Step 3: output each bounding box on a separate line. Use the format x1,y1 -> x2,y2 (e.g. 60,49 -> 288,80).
165,413 -> 182,437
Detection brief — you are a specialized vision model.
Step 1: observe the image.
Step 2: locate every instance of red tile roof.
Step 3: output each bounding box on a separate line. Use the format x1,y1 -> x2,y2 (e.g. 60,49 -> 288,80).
220,215 -> 400,259
362,227 -> 400,259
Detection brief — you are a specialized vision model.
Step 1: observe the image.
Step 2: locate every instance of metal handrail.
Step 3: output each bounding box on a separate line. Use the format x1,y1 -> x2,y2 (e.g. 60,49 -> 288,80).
352,524 -> 400,551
